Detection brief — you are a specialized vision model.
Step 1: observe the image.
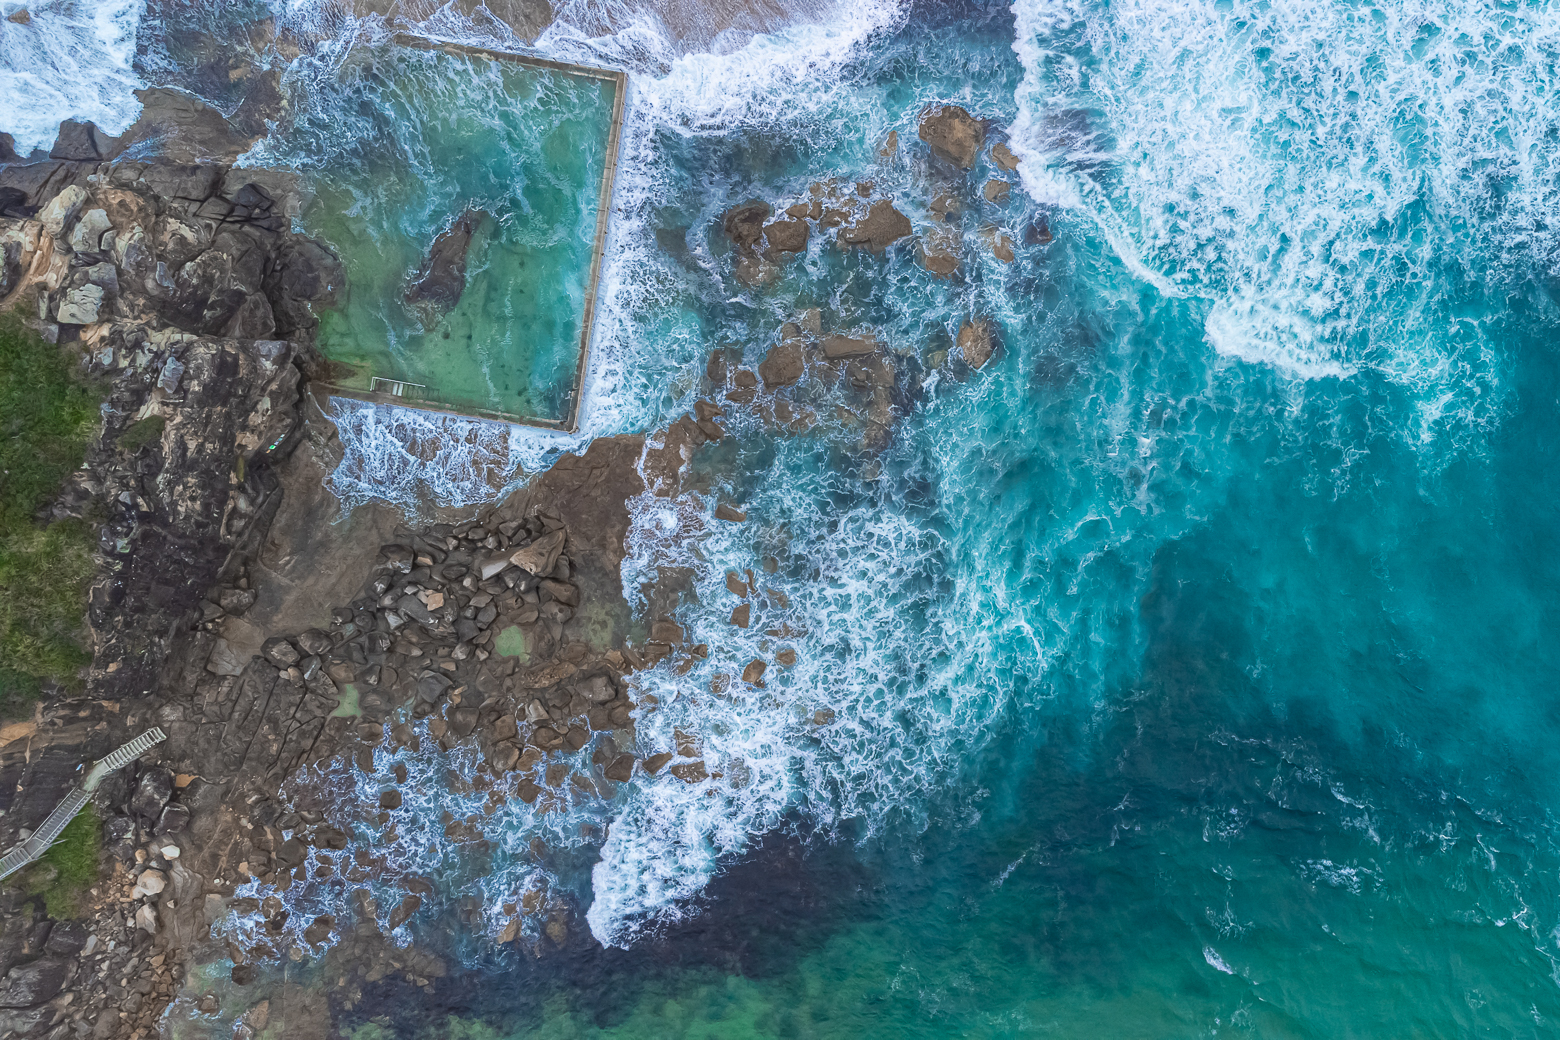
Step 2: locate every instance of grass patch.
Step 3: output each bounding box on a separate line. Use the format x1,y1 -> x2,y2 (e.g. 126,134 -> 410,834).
0,310 -> 104,716
116,414 -> 164,453
19,806 -> 102,919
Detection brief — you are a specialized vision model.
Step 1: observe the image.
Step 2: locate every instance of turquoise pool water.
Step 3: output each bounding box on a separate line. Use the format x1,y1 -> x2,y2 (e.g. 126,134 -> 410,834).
249,40 -> 618,424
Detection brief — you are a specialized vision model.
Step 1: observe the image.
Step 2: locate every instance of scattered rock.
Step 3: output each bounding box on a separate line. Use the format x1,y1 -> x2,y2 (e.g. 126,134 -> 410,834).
714,503 -> 747,523
919,105 -> 985,168
643,752 -> 674,775
762,218 -> 808,255
296,629 -> 333,656
130,768 -> 173,821
992,141 -> 1021,171
776,648 -> 797,667
135,904 -> 159,935
840,200 -> 912,252
982,179 -> 1010,204
957,319 -> 997,370
742,659 -> 768,685
604,755 -> 636,782
759,340 -> 806,388
133,869 -> 168,899
730,603 -> 751,628
822,333 -> 879,359
722,200 -> 772,251
379,789 -> 402,810
510,529 -> 566,577
261,637 -> 300,667
55,283 -> 103,325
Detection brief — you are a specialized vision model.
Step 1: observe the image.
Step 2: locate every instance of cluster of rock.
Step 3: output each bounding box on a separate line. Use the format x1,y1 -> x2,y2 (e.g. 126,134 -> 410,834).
0,149 -> 341,705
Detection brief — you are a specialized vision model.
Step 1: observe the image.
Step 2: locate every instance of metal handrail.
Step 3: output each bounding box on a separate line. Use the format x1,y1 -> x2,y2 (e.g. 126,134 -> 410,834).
0,727 -> 168,882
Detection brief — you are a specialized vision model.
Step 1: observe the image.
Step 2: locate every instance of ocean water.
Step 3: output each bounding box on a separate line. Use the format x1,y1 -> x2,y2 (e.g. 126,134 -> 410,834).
10,0 -> 1560,1036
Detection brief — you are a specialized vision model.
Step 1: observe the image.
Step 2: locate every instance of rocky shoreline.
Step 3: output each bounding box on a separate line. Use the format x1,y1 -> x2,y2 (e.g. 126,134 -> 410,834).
0,72 -> 1033,1036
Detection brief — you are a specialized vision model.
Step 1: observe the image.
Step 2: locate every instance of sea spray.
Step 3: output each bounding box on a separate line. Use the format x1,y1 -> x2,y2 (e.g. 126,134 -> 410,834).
0,0 -> 145,153
1008,0 -> 1560,447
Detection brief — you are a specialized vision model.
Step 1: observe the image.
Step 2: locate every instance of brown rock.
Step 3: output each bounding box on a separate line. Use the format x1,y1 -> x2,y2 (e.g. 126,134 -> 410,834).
651,619 -> 685,644
759,340 -> 806,388
540,579 -> 580,607
878,129 -> 898,158
604,755 -> 636,782
517,779 -> 542,803
715,503 -> 747,522
725,571 -> 749,597
741,659 -> 767,684
763,219 -> 808,255
992,141 -> 1021,171
643,752 -> 674,775
670,760 -> 709,783
379,789 -> 402,810
730,602 -> 751,628
919,105 -> 985,168
822,333 -> 879,359
723,200 -> 772,250
776,648 -> 797,667
510,528 -> 566,576
840,200 -> 912,252
982,179 -> 1010,203
957,320 -> 997,370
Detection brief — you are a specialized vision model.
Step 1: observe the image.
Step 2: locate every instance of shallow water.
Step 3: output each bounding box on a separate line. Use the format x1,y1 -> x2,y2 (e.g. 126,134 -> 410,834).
10,0 -> 1560,1035
248,40 -> 617,423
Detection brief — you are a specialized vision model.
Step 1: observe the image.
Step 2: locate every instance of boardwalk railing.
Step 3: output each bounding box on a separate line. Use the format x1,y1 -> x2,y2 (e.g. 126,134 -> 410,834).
0,728 -> 168,882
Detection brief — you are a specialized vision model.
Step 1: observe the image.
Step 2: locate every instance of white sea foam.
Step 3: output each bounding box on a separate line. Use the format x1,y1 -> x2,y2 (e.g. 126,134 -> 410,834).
1010,0 -> 1560,431
0,0 -> 145,153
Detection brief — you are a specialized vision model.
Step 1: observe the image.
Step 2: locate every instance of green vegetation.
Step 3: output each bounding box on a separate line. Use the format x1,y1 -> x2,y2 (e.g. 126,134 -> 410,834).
21,807 -> 102,918
0,311 -> 103,716
116,414 -> 164,453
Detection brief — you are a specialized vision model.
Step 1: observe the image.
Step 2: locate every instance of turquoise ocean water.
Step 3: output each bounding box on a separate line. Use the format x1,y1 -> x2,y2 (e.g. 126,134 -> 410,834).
10,0 -> 1560,1035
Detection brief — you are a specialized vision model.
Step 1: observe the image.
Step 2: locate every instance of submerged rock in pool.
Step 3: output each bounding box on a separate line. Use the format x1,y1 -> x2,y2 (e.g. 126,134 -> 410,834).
406,208 -> 487,317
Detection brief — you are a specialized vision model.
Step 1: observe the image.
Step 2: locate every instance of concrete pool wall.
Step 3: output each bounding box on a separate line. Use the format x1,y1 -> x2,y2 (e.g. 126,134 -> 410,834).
303,34 -> 627,433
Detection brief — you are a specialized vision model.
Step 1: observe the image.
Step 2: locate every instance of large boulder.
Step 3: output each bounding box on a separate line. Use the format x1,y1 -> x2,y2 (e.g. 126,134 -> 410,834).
759,340 -> 806,388
405,208 -> 486,317
919,105 -> 986,168
263,236 -> 344,335
957,319 -> 997,370
130,767 -> 174,822
839,201 -> 912,252
0,958 -> 69,1008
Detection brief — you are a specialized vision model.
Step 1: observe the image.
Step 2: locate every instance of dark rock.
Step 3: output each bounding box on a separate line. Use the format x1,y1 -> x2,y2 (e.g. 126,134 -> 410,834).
722,200 -> 772,251
822,333 -> 879,359
379,789 -> 402,810
296,629 -> 332,656
155,803 -> 191,835
41,922 -> 86,959
539,579 -> 580,607
261,637 -> 300,668
231,964 -> 254,985
303,914 -> 334,947
919,104 -> 986,168
274,838 -> 306,870
714,503 -> 747,522
840,200 -> 912,252
388,893 -> 421,931
50,120 -> 121,161
224,292 -> 277,340
263,236 -> 343,335
604,755 -> 636,782
0,957 -> 69,1008
405,209 -> 486,316
130,768 -> 173,822
643,752 -> 674,775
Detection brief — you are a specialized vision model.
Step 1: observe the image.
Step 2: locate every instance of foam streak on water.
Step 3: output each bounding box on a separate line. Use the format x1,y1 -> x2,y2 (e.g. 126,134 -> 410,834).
1010,0 -> 1560,440
0,0 -> 145,153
